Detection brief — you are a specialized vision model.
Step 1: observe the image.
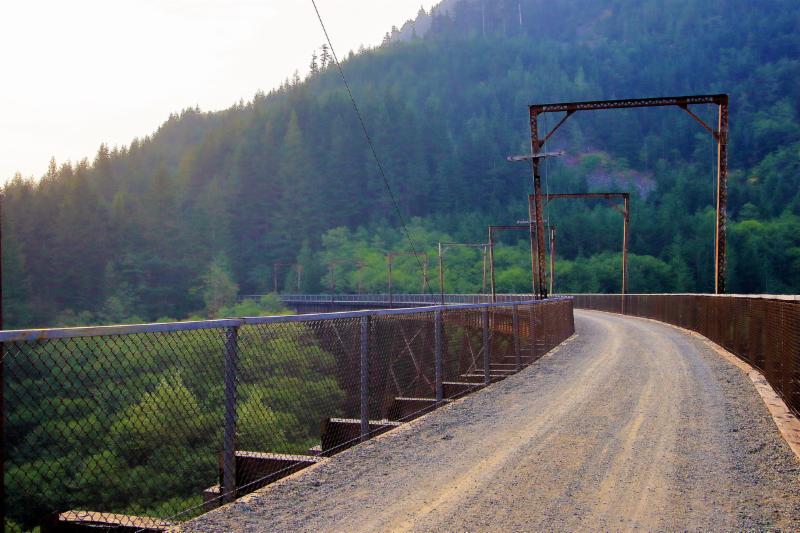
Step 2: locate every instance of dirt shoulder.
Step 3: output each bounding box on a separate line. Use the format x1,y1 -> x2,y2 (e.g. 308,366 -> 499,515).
180,310 -> 800,532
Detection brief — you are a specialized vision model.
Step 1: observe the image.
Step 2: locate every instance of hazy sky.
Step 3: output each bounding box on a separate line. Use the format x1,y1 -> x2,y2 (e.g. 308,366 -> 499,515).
0,0 -> 439,181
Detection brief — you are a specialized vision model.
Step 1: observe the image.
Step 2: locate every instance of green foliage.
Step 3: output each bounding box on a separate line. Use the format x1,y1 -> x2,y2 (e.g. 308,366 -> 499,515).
5,320 -> 344,528
3,0 -> 800,330
196,255 -> 239,316
216,294 -> 291,318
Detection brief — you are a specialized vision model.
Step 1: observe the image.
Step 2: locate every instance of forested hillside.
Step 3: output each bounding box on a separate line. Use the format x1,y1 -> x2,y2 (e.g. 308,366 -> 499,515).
4,0 -> 800,328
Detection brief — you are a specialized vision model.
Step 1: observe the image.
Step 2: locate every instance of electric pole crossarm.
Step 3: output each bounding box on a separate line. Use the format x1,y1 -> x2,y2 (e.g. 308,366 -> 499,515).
506,151 -> 565,162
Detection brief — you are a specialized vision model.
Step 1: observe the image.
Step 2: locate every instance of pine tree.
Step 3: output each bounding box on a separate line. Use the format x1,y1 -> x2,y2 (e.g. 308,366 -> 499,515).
309,51 -> 319,76
320,44 -> 331,69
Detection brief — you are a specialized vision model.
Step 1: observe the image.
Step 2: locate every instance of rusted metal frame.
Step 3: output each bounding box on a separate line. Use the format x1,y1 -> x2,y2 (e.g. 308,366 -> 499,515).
529,93 -> 728,294
679,104 -> 718,140
549,226 -> 557,296
328,259 -> 366,294
464,324 -> 480,373
529,109 -> 548,300
539,110 -> 576,148
329,321 -> 352,358
537,193 -> 629,313
399,325 -> 433,390
437,242 -> 491,305
387,252 -> 430,308
530,94 -> 726,113
716,97 -> 729,294
488,224 -> 534,303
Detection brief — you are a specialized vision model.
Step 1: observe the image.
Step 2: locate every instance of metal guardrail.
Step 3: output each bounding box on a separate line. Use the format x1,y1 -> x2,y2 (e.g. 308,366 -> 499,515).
571,293 -> 800,416
241,293 -> 538,305
2,298 -> 574,531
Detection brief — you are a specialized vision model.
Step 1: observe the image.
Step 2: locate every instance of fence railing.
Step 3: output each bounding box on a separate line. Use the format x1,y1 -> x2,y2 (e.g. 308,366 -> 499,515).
2,298 -> 574,531
243,293 -> 538,305
572,293 -> 800,416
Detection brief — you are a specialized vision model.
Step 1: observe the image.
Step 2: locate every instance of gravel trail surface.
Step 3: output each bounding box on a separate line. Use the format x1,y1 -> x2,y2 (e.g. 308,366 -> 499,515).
181,310 -> 800,532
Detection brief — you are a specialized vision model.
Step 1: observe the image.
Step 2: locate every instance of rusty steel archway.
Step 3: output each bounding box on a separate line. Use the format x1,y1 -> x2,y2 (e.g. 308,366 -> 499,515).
528,94 -> 729,299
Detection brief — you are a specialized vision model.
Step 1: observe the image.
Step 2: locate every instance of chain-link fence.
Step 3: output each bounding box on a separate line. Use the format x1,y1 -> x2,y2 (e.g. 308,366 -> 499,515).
2,298 -> 574,531
571,294 -> 800,416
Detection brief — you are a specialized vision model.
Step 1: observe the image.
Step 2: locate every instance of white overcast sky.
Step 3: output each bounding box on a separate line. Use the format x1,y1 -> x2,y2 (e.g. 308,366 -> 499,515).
0,0 -> 439,181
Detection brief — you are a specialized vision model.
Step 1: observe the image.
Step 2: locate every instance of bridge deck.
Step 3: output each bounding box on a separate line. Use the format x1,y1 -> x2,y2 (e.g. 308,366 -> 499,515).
180,311 -> 800,531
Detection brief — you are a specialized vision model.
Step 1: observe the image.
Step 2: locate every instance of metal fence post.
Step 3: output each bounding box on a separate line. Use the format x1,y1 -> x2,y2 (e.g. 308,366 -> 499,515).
434,310 -> 443,402
530,303 -> 537,360
512,305 -> 521,371
482,308 -> 491,386
222,325 -> 239,503
360,315 -> 370,441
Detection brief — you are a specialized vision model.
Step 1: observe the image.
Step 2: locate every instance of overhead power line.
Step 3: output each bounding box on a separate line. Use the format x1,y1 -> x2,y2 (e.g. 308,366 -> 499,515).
309,0 -> 431,294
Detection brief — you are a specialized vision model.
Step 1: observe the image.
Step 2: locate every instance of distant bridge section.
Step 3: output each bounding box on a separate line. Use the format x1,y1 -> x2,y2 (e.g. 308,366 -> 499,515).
243,293 -> 538,314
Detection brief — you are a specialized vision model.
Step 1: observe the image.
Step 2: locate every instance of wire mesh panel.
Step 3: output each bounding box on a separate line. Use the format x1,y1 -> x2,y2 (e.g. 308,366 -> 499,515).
441,308 -> 486,394
370,311 -> 437,420
2,298 -> 575,531
3,326 -> 230,530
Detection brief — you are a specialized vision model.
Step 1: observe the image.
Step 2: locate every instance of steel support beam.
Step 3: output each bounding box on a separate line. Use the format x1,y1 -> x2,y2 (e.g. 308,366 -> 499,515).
716,96 -> 729,294
549,226 -> 557,296
529,110 -> 548,300
529,93 -> 728,294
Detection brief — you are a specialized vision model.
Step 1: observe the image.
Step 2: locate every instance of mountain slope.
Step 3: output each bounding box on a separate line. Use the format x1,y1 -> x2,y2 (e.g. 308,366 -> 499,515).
3,0 -> 800,327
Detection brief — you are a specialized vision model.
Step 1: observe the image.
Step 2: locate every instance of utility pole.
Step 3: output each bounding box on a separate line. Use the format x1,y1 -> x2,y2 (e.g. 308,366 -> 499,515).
507,151 -> 565,299
549,226 -> 557,296
528,94 -> 728,293
488,223 -> 554,303
531,192 -> 629,312
481,247 -> 487,294
438,242 -> 490,305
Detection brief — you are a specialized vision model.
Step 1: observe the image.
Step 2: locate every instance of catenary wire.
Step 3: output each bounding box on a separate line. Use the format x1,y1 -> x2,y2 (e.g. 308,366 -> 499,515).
310,0 -> 432,294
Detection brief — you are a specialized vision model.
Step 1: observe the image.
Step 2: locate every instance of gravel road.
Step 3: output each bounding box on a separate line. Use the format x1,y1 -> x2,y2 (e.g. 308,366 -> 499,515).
181,310 -> 800,531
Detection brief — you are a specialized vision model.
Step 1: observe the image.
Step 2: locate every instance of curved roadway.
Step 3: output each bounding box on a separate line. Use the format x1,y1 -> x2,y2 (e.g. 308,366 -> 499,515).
183,310 -> 800,531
